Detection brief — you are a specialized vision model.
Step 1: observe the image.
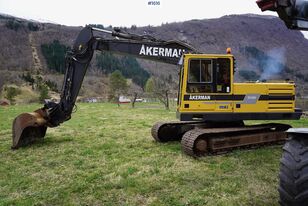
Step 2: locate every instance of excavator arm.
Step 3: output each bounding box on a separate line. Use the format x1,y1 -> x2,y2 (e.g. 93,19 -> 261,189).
257,0 -> 308,30
12,26 -> 195,149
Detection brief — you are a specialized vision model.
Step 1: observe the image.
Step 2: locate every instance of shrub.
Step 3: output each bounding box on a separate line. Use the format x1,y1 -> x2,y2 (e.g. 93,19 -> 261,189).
20,72 -> 35,87
45,80 -> 58,92
4,86 -> 21,104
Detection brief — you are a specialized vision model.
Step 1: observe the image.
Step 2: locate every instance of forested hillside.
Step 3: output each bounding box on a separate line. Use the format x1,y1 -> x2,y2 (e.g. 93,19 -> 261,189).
1,13 -> 308,99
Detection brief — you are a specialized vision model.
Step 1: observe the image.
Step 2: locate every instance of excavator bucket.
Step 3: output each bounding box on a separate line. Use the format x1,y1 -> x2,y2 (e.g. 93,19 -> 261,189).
12,109 -> 48,149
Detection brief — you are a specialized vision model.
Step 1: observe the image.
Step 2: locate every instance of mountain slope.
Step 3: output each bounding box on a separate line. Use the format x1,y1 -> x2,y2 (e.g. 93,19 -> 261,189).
0,13 -> 307,96
134,14 -> 308,82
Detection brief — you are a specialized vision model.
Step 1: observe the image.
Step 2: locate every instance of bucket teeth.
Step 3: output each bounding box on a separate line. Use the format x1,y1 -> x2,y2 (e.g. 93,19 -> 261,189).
12,109 -> 48,149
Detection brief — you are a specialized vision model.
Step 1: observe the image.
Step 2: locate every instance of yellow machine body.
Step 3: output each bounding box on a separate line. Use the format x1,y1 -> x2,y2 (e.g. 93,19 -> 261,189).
177,54 -> 300,121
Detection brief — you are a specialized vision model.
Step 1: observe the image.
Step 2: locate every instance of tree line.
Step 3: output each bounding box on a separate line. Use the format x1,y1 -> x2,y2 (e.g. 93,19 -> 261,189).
0,40 -> 174,109
108,70 -> 175,110
41,41 -> 150,88
5,19 -> 40,32
96,53 -> 150,87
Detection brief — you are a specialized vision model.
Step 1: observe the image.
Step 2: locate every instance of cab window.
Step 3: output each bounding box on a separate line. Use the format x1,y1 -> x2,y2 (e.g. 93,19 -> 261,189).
187,59 -> 213,93
216,58 -> 231,93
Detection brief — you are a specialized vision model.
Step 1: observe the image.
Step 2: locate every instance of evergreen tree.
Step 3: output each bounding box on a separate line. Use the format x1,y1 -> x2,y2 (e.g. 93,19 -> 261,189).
96,53 -> 150,87
41,40 -> 69,73
120,56 -> 150,87
38,84 -> 50,103
109,70 -> 128,106
145,77 -> 155,94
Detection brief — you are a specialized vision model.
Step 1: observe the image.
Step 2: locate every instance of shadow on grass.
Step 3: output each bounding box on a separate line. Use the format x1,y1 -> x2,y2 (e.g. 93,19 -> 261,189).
43,136 -> 74,145
15,135 -> 74,149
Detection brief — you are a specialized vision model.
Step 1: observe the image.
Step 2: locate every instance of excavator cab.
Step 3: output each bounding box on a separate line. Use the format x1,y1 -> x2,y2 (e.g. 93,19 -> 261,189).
177,54 -> 235,121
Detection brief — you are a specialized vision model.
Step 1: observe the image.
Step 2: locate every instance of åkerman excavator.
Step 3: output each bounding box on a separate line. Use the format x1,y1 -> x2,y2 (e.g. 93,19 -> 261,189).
12,25 -> 302,157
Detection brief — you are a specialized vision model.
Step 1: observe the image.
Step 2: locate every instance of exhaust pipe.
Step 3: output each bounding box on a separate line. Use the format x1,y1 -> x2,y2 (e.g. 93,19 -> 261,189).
12,108 -> 48,149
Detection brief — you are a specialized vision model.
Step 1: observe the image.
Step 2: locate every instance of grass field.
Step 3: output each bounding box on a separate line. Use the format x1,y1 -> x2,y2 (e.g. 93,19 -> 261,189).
0,103 -> 307,206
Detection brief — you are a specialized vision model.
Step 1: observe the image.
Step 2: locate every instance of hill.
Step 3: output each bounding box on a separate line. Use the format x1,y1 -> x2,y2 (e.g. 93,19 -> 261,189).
0,13 -> 307,98
133,15 -> 308,83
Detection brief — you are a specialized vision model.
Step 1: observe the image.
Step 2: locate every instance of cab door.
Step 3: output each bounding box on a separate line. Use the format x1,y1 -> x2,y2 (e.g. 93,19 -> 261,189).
181,55 -> 233,113
214,57 -> 233,112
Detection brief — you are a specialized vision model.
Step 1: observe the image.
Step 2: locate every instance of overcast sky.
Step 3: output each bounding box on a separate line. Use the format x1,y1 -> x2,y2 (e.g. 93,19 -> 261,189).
0,0 -> 275,27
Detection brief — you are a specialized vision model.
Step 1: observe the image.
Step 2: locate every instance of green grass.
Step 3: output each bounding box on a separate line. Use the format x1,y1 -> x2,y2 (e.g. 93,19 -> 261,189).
0,103 -> 307,206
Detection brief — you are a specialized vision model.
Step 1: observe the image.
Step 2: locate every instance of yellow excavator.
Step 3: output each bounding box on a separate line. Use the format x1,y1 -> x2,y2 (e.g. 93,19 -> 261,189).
12,25 -> 302,157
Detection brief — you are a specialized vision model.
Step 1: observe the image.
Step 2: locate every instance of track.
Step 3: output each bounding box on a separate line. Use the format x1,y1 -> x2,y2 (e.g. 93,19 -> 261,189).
151,121 -> 291,157
151,121 -> 205,142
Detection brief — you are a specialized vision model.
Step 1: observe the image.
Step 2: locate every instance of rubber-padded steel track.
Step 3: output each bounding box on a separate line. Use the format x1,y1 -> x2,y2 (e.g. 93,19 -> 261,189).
151,120 -> 245,143
181,123 -> 291,157
151,121 -> 198,142
181,129 -> 207,157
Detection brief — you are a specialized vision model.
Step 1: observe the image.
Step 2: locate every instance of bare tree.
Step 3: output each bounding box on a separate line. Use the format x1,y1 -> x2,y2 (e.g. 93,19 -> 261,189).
131,92 -> 138,108
0,75 -> 4,96
145,76 -> 171,110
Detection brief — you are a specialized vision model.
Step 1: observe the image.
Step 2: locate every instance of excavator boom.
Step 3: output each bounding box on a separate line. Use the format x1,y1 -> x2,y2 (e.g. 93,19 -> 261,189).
12,26 -> 195,149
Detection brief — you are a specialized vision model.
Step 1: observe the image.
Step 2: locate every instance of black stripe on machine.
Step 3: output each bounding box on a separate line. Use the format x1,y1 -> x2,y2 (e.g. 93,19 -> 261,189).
259,95 -> 294,100
183,94 -> 294,101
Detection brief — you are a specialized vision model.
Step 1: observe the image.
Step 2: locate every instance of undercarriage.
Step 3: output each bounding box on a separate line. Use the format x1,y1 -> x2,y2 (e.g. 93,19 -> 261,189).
152,121 -> 291,157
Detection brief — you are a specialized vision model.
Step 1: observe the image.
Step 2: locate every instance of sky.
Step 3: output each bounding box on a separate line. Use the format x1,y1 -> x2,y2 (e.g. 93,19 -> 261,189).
1,0 -> 307,38
0,0 -> 275,27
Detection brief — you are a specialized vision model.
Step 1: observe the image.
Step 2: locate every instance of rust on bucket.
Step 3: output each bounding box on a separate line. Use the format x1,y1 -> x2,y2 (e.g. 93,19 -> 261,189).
12,109 -> 48,149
